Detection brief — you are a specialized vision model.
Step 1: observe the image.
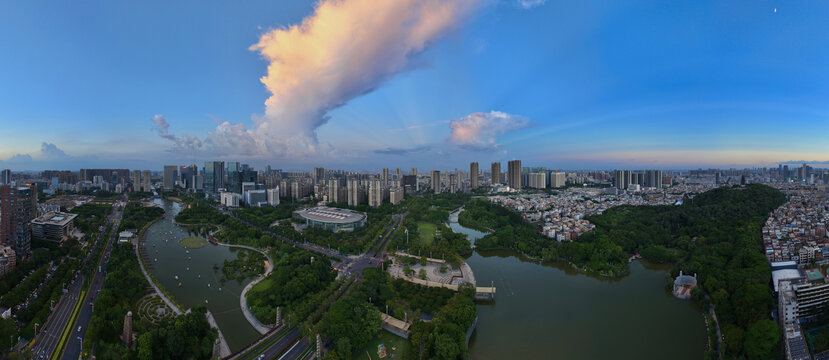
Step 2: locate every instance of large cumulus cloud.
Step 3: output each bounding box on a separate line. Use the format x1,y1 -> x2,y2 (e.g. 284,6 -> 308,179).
237,0 -> 479,157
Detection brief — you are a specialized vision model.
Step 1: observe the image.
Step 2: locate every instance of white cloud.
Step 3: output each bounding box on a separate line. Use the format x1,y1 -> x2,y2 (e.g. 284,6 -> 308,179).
151,114 -> 203,152
448,110 -> 530,150
239,0 -> 480,157
516,0 -> 546,9
40,142 -> 67,158
7,153 -> 33,163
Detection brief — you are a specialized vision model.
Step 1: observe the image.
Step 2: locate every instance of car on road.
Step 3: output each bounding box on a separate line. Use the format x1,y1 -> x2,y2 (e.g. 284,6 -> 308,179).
77,326 -> 82,332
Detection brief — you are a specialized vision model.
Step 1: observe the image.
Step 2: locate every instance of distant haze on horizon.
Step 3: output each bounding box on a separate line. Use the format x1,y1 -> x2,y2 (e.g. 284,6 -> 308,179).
1,0 -> 827,171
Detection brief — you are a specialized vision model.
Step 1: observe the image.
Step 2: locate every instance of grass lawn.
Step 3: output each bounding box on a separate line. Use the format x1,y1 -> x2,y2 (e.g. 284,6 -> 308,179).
417,222 -> 436,245
352,330 -> 410,360
179,237 -> 207,248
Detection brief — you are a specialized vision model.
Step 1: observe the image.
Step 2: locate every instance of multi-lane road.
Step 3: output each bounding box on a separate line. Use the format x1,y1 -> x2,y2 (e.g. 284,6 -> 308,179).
235,209 -> 405,359
61,201 -> 123,360
30,271 -> 84,359
29,199 -> 123,360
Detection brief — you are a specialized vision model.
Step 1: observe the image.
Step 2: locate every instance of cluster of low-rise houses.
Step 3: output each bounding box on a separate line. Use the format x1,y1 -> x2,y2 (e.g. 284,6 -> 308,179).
487,185 -> 713,242
763,184 -> 829,264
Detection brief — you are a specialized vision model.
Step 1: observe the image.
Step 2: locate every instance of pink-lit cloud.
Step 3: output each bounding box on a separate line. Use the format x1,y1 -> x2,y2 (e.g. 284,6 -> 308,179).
449,110 -> 530,150
236,0 -> 479,157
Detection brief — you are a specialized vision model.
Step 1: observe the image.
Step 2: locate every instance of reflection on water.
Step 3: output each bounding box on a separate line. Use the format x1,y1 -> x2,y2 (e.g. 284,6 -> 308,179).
448,219 -> 705,359
143,199 -> 260,352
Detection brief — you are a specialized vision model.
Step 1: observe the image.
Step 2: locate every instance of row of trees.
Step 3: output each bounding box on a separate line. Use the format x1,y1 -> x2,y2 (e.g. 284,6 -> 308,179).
246,244 -> 337,325
70,203 -> 113,233
118,202 -> 165,231
321,268 -> 476,360
460,199 -> 547,257
232,203 -> 298,228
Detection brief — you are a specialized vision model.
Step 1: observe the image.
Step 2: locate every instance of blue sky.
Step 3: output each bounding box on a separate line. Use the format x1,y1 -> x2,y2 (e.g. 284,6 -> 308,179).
0,0 -> 827,171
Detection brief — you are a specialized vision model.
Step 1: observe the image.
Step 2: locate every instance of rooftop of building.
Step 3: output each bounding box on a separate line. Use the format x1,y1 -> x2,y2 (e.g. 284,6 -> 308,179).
295,206 -> 365,224
31,212 -> 77,226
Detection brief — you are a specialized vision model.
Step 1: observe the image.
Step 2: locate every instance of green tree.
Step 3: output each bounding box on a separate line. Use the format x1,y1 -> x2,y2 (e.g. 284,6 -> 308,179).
137,332 -> 153,360
743,319 -> 779,360
0,318 -> 16,349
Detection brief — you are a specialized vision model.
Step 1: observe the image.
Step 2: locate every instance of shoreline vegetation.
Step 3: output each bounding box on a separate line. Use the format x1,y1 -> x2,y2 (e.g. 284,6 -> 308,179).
461,184 -> 784,360
179,237 -> 207,249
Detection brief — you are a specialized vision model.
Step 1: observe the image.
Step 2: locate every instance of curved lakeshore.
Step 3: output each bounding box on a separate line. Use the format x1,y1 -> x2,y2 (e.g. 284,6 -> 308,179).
445,212 -> 707,359
141,199 -> 264,352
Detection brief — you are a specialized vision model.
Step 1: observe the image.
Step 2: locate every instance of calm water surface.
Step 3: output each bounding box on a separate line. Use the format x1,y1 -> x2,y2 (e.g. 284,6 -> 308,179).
143,199 -> 260,352
448,218 -> 706,360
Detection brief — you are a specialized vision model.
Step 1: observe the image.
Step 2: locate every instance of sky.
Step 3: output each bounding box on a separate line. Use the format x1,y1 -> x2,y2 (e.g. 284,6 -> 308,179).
0,0 -> 828,171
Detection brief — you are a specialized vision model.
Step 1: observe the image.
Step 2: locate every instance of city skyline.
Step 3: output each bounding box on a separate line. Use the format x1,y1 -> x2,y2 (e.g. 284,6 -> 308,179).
2,0 -> 829,171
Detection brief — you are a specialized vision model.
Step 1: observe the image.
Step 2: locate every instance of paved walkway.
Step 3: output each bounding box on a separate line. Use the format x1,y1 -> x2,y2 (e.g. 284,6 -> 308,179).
211,240 -> 274,335
134,237 -> 183,316
205,310 -> 231,358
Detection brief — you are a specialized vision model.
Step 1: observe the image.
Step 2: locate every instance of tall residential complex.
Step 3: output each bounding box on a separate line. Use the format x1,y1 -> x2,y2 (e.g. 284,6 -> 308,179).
382,168 -> 389,185
528,172 -> 546,189
550,172 -> 566,188
132,170 -> 140,192
507,160 -> 522,190
142,170 -> 152,192
313,167 -> 325,184
470,162 -> 479,189
613,170 -> 631,190
0,169 -> 10,185
347,179 -> 362,206
163,165 -> 177,189
204,161 -> 225,193
645,169 -> 663,188
328,179 -> 342,203
411,168 -> 418,191
491,162 -> 501,185
0,184 -> 36,257
431,170 -> 441,194
368,179 -> 383,208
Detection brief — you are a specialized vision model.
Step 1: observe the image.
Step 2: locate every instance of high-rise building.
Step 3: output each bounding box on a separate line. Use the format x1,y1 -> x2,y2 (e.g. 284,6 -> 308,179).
382,168 -> 389,186
328,179 -> 342,203
395,168 -> 401,181
368,179 -> 383,208
645,170 -> 663,188
80,169 -> 130,184
163,165 -> 177,189
529,172 -> 546,189
204,161 -> 225,193
266,188 -> 279,206
0,184 -> 36,257
411,168 -> 418,191
431,170 -> 441,194
470,162 -> 479,189
507,160 -> 522,190
132,170 -> 141,192
613,170 -> 632,190
347,179 -> 363,206
390,187 -> 404,205
491,162 -> 501,185
550,172 -> 566,188
449,173 -> 458,193
142,170 -> 152,192
313,167 -> 325,185
0,169 -> 10,185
